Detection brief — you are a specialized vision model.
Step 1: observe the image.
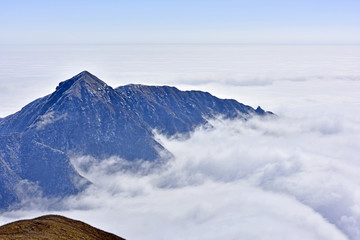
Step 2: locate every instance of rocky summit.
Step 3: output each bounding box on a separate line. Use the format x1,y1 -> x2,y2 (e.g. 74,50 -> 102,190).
0,71 -> 273,209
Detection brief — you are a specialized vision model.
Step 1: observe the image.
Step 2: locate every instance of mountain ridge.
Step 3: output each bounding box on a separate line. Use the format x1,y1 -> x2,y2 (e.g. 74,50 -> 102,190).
0,71 -> 273,209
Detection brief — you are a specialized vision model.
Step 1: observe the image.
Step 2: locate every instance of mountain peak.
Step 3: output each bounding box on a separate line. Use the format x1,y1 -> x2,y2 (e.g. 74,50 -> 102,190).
33,71 -> 114,118
60,70 -> 107,88
53,71 -> 111,99
73,70 -> 97,80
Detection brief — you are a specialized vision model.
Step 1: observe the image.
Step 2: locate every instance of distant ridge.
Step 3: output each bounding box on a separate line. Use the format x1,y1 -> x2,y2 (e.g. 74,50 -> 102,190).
0,215 -> 125,240
0,71 -> 273,209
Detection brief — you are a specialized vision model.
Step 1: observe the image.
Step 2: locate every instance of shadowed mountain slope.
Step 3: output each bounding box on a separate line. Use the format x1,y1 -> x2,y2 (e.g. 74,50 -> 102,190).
0,215 -> 125,240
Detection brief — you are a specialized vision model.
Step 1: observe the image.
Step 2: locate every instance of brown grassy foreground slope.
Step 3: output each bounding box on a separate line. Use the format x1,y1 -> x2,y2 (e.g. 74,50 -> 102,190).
0,215 -> 125,240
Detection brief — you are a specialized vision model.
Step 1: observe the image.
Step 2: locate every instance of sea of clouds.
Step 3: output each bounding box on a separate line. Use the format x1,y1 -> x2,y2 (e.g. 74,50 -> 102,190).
0,44 -> 359,240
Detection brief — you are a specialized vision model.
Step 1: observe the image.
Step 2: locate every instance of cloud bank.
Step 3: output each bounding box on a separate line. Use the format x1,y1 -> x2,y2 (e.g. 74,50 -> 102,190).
1,112 -> 359,240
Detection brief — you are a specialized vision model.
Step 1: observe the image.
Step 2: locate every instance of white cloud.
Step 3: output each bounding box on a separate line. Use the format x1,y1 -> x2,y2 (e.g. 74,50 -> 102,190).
2,113 -> 359,240
35,111 -> 68,130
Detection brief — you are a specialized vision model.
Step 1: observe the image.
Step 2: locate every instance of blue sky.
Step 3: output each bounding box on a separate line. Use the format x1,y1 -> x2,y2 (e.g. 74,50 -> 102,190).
0,0 -> 359,44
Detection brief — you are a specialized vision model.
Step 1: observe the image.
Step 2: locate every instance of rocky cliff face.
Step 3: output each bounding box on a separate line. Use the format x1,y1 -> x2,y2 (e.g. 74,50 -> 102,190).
0,71 -> 272,209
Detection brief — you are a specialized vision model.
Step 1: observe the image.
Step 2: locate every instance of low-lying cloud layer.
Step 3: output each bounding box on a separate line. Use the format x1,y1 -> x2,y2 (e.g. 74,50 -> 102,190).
1,112 -> 359,240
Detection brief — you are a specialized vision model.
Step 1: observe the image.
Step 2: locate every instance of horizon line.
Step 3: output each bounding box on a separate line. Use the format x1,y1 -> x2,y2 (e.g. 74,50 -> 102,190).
1,42 -> 360,46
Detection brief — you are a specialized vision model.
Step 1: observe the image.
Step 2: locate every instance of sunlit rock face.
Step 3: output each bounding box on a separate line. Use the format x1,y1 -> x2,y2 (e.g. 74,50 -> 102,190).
0,71 -> 272,209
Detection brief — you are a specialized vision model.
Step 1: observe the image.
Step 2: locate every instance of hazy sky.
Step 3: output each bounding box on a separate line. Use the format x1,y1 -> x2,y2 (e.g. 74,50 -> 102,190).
1,0 -> 359,44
